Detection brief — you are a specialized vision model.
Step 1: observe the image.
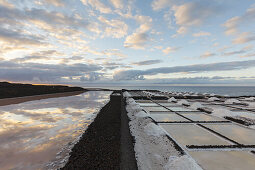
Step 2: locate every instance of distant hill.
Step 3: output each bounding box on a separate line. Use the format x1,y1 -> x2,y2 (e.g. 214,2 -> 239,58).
0,82 -> 85,99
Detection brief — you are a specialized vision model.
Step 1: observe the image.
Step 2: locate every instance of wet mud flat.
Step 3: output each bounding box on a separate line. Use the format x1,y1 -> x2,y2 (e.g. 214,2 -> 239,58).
62,93 -> 121,170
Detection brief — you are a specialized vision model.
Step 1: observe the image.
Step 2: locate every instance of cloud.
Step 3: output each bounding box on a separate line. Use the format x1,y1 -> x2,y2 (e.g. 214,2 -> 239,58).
98,16 -> 128,38
223,5 -> 255,35
124,32 -> 149,49
43,0 -> 65,7
80,72 -> 103,81
109,0 -> 123,9
200,52 -> 216,58
0,4 -> 93,32
221,45 -> 253,56
192,31 -> 211,37
11,50 -> 64,63
232,32 -> 255,44
0,61 -> 103,82
162,46 -> 179,54
151,0 -> 176,11
0,27 -> 44,46
81,0 -> 112,14
124,15 -> 152,49
172,1 -> 221,34
113,60 -> 255,80
0,0 -> 14,8
132,60 -> 162,66
240,53 -> 255,58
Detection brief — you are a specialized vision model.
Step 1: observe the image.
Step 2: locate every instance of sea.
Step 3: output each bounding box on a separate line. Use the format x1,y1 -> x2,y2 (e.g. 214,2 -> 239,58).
83,85 -> 255,97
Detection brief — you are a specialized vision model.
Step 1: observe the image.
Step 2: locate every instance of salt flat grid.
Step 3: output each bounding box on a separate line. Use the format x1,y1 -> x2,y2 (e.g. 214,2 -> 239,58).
130,90 -> 255,169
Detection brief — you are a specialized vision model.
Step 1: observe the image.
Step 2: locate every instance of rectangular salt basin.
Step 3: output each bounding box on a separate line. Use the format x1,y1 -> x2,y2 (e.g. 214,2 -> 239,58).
149,111 -> 176,114
160,124 -> 230,146
158,103 -> 179,107
152,100 -> 169,103
204,124 -> 255,145
138,103 -> 160,107
142,106 -> 169,112
175,111 -> 205,114
167,107 -> 195,112
189,151 -> 255,170
181,113 -> 225,121
150,114 -> 188,122
136,100 -> 152,103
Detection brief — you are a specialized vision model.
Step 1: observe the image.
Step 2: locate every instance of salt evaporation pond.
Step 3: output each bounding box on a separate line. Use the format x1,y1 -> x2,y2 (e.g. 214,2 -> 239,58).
0,91 -> 111,170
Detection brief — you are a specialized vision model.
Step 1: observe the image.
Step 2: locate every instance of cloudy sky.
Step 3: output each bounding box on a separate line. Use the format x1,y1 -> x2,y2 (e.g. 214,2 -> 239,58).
1,0 -> 255,85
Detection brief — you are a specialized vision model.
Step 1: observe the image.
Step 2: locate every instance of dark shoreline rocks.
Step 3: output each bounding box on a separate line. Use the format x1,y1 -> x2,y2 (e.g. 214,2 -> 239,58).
62,94 -> 121,170
0,82 -> 85,99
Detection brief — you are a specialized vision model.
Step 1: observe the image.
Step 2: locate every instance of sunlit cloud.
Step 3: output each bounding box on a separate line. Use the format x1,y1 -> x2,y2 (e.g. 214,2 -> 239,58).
162,46 -> 179,54
81,0 -> 112,14
192,31 -> 211,37
232,32 -> 255,44
113,60 -> 255,80
200,52 -> 216,58
132,60 -> 162,66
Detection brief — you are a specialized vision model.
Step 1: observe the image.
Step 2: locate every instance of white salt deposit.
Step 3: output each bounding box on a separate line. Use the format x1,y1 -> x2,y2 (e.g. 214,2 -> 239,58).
123,91 -> 132,97
168,97 -> 177,102
144,123 -> 166,137
208,97 -> 220,101
136,111 -> 150,118
164,155 -> 202,170
243,97 -> 255,101
224,99 -> 241,104
177,99 -> 189,105
190,102 -> 203,110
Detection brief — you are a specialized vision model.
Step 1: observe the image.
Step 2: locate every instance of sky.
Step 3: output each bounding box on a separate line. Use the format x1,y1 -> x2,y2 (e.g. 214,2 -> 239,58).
0,0 -> 255,85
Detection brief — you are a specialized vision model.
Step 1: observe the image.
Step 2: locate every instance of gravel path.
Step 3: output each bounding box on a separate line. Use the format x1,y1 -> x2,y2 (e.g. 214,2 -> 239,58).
62,95 -> 121,170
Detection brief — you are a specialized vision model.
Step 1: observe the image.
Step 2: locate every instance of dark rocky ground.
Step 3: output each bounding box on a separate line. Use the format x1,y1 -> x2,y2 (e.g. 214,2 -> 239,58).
62,95 -> 121,170
0,82 -> 85,99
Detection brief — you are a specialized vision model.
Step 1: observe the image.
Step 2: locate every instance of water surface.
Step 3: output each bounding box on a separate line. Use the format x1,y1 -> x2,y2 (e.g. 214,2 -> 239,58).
0,91 -> 111,169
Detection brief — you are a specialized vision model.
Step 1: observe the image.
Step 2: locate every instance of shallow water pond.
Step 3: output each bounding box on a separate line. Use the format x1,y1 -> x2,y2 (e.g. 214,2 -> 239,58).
150,114 -> 188,122
0,91 -> 111,170
159,124 -> 230,146
142,106 -> 169,112
189,151 -> 255,170
149,111 -> 176,114
204,124 -> 255,145
157,103 -> 179,107
181,113 -> 225,121
138,103 -> 159,107
167,107 -> 195,112
136,100 -> 152,103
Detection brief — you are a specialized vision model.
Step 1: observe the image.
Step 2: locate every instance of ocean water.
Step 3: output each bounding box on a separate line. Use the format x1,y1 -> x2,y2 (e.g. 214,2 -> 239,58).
85,85 -> 255,96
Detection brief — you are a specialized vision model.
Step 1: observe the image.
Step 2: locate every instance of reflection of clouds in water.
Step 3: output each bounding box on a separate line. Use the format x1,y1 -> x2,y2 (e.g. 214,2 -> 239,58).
0,91 -> 111,169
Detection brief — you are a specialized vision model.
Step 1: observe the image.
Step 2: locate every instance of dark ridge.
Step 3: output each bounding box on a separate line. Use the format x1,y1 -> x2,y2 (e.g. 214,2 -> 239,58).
0,82 -> 85,99
62,93 -> 121,170
165,135 -> 185,155
156,121 -> 231,124
187,145 -> 255,149
224,116 -> 255,126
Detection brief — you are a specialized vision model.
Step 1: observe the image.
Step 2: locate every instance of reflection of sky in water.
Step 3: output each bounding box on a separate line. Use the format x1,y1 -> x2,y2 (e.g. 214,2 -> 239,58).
0,91 -> 111,170
150,114 -> 187,122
